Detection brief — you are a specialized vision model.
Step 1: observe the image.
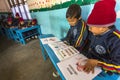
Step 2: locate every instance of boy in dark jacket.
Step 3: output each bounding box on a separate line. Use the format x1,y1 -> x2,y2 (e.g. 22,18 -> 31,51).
18,17 -> 27,29
27,19 -> 38,27
64,4 -> 88,51
77,0 -> 120,80
30,19 -> 37,26
6,18 -> 15,28
13,13 -> 20,26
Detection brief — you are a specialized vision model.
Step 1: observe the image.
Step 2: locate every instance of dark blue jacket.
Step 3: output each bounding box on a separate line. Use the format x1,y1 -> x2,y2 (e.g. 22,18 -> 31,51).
65,19 -> 88,51
86,26 -> 120,73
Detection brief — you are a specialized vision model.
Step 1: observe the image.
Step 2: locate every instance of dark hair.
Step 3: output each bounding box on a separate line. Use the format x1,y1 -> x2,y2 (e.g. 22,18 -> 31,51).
108,25 -> 115,29
8,13 -> 12,16
66,4 -> 81,19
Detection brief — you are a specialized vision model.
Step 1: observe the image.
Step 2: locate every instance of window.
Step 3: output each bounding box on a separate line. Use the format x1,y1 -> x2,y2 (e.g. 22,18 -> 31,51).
15,5 -> 21,17
24,3 -> 32,19
11,7 -> 16,17
19,4 -> 27,19
9,0 -> 31,20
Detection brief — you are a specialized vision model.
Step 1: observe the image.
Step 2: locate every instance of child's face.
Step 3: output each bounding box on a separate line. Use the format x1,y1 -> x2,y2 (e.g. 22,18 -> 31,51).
89,26 -> 109,35
67,17 -> 79,26
16,16 -> 19,18
32,22 -> 35,25
20,21 -> 24,24
8,21 -> 12,25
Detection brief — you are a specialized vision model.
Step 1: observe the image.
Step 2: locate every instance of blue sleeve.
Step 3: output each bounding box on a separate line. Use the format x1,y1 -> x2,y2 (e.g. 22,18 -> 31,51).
97,35 -> 120,73
107,35 -> 120,65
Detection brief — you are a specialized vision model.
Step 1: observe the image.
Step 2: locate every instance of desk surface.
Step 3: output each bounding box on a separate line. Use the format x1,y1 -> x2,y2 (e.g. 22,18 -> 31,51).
39,34 -> 65,80
39,34 -> 120,80
16,25 -> 40,33
43,44 -> 65,80
43,44 -> 120,80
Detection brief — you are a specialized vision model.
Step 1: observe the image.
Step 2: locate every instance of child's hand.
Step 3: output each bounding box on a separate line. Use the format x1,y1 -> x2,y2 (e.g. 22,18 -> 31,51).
83,59 -> 100,74
76,62 -> 84,71
76,59 -> 87,71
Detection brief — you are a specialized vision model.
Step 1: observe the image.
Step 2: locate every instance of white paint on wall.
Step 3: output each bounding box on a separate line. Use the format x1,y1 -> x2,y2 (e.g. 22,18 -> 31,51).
0,0 -> 10,12
117,11 -> 120,18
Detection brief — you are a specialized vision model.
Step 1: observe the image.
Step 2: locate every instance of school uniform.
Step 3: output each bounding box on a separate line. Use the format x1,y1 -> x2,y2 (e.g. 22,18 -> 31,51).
6,23 -> 15,28
6,18 -> 15,28
19,23 -> 27,29
13,18 -> 19,26
64,19 -> 88,51
86,27 -> 120,74
86,0 -> 120,79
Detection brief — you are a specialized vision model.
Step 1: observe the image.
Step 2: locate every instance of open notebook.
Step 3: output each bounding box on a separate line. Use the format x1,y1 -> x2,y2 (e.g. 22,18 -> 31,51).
48,41 -> 79,61
40,37 -> 60,44
57,54 -> 102,80
46,38 -> 102,80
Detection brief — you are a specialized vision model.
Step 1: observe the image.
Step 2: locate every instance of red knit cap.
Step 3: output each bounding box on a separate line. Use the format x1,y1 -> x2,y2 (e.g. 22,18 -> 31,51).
87,0 -> 116,27
7,18 -> 12,22
19,17 -> 24,22
16,12 -> 20,17
32,19 -> 37,24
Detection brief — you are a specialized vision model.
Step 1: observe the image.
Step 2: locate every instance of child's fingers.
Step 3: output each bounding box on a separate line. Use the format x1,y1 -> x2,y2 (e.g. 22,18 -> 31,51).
92,68 -> 95,74
83,66 -> 90,73
76,63 -> 84,71
83,64 -> 95,74
77,66 -> 84,71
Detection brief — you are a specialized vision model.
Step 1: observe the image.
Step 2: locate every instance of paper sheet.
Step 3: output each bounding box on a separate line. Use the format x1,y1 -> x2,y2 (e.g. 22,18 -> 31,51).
117,11 -> 120,18
57,54 -> 102,80
40,37 -> 60,44
48,41 -> 79,61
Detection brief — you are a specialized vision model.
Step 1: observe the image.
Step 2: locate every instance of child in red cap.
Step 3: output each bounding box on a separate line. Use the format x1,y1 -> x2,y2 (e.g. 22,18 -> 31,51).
31,19 -> 37,26
6,18 -> 15,28
15,13 -> 20,18
18,17 -> 32,40
27,19 -> 38,39
13,12 -> 20,26
28,19 -> 38,27
76,0 -> 120,80
18,17 -> 27,29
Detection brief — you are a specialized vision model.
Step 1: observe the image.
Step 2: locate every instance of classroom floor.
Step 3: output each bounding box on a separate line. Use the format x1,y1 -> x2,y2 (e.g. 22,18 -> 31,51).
0,36 -> 61,80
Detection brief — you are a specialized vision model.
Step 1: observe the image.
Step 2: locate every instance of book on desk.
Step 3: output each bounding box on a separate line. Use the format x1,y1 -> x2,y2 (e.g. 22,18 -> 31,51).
57,54 -> 102,80
40,36 -> 102,80
48,41 -> 79,61
40,36 -> 60,44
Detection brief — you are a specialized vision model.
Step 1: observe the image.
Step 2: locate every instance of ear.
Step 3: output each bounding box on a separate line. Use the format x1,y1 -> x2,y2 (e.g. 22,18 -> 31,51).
79,17 -> 81,20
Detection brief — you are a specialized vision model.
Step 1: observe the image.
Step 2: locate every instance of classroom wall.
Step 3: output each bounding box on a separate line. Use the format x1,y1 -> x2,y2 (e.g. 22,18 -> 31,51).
30,0 -> 120,39
115,0 -> 120,30
0,0 -> 10,12
30,4 -> 94,39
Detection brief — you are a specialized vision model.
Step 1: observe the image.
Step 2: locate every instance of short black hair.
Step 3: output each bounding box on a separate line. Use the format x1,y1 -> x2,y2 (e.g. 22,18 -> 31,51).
66,4 -> 81,19
108,25 -> 115,29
